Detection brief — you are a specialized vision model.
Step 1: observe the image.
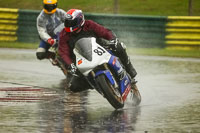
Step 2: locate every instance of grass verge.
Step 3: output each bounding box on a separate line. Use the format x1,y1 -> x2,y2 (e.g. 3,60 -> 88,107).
1,0 -> 200,16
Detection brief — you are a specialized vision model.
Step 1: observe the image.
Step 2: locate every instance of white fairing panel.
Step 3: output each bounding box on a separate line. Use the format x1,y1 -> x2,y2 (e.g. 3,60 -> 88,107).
73,37 -> 111,76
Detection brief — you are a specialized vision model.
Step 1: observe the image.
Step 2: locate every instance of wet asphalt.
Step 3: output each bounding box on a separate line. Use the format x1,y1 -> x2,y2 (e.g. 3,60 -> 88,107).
0,48 -> 200,133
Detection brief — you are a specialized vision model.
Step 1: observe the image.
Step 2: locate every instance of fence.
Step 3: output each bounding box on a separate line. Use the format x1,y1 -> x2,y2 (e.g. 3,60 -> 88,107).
86,14 -> 167,48
0,8 -> 200,50
17,9 -> 39,42
0,8 -> 18,41
166,16 -> 200,49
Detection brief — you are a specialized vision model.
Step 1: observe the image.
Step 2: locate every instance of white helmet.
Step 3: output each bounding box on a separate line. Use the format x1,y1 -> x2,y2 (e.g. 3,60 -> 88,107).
64,9 -> 85,32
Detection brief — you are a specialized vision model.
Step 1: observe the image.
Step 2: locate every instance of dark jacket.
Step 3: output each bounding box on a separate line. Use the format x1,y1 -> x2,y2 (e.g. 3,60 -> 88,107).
58,20 -> 115,66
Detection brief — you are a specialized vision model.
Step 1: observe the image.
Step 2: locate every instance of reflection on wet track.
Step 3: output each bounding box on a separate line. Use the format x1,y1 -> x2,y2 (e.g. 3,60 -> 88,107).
0,87 -> 59,102
0,48 -> 200,133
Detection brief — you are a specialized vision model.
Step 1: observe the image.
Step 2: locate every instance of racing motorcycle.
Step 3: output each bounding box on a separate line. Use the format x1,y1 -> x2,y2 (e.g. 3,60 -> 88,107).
49,23 -> 141,109
55,37 -> 141,109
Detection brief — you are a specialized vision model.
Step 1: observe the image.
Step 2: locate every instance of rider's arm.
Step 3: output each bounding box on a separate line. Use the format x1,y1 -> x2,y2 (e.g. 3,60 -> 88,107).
58,29 -> 73,66
86,20 -> 116,40
36,12 -> 51,42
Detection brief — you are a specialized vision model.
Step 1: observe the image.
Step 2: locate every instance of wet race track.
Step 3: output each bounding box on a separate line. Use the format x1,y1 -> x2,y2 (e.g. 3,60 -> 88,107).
0,48 -> 200,133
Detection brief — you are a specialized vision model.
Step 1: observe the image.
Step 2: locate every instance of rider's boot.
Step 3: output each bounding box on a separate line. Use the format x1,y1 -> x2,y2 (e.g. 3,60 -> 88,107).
124,58 -> 139,91
124,57 -> 137,81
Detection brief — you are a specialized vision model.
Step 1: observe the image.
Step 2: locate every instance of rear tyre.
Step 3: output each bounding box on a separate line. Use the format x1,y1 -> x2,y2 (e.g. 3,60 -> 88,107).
96,74 -> 124,109
131,84 -> 141,106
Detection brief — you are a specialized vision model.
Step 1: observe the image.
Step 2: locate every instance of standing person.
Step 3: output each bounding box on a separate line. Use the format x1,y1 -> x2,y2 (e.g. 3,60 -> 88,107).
59,9 -> 137,92
36,0 -> 67,61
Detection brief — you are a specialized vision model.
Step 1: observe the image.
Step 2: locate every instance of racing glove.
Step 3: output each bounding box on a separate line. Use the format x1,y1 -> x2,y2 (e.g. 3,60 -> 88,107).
47,38 -> 57,46
68,63 -> 77,75
108,38 -> 119,48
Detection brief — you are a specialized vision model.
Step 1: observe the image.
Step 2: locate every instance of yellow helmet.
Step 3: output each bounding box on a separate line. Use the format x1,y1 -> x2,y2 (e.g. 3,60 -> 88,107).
43,0 -> 57,14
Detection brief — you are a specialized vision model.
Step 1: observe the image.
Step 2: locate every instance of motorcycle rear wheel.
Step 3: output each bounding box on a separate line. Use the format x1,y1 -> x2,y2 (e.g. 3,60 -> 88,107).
96,74 -> 124,109
131,84 -> 141,106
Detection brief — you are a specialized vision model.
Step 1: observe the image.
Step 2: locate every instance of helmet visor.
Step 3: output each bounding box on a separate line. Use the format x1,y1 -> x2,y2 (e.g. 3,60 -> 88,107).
65,18 -> 78,28
44,4 -> 57,12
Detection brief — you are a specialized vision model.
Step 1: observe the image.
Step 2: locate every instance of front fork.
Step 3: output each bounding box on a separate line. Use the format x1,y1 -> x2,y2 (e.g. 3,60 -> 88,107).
89,63 -> 119,95
103,64 -> 119,89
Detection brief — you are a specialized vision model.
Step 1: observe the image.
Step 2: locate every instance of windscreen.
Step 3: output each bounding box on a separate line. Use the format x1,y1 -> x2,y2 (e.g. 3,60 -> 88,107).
74,37 -> 93,61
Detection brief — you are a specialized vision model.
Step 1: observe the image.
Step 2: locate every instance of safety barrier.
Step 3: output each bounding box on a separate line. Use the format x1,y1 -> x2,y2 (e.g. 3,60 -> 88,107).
0,8 -> 40,43
86,14 -> 167,48
0,8 -> 199,50
17,9 -> 39,42
166,16 -> 200,50
0,8 -> 18,41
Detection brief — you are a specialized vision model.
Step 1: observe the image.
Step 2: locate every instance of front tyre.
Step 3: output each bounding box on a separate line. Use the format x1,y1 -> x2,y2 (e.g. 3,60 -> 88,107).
96,74 -> 124,109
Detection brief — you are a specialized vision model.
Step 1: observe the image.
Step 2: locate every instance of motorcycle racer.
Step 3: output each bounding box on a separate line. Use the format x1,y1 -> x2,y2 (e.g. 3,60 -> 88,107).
36,0 -> 67,61
59,9 -> 138,92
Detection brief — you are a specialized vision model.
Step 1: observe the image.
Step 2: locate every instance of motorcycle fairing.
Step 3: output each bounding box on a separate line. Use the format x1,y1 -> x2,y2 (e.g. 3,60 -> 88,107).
108,55 -> 132,100
74,37 -> 111,76
120,76 -> 131,101
74,37 -> 131,102
108,56 -> 123,76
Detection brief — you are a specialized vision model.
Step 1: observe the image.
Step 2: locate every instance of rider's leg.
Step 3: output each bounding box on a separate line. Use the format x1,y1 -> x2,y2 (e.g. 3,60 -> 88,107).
36,40 -> 54,60
112,42 -> 137,82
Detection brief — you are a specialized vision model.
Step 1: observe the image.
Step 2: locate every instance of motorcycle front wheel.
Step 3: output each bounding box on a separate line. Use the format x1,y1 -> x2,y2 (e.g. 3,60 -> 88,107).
96,74 -> 124,109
